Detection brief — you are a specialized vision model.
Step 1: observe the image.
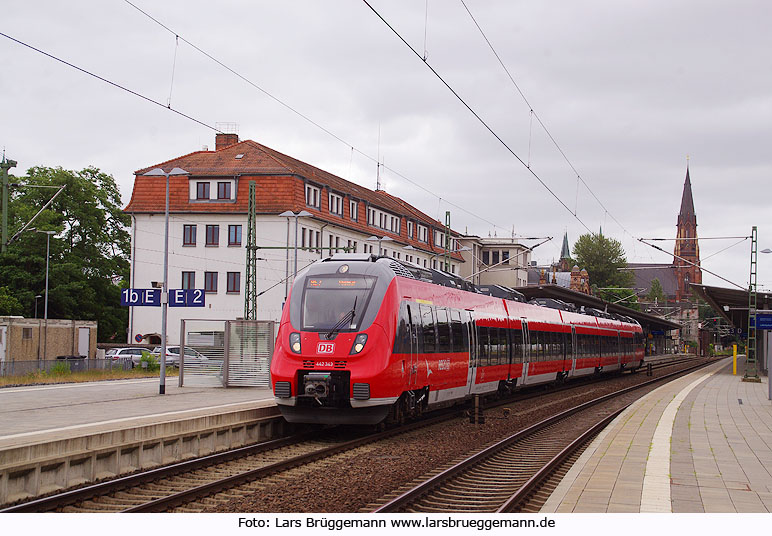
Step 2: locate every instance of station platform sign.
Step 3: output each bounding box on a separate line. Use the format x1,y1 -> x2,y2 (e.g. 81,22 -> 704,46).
121,288 -> 205,307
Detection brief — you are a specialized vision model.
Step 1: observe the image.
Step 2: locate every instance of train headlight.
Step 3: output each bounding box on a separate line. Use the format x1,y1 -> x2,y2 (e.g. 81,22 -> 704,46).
289,332 -> 302,354
349,333 -> 368,355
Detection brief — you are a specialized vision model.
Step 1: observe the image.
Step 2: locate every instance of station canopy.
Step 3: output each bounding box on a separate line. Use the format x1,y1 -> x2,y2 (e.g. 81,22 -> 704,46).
515,284 -> 681,333
689,283 -> 772,333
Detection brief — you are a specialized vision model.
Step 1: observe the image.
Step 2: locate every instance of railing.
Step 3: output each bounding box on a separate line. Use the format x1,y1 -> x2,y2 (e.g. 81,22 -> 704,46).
0,358 -> 133,377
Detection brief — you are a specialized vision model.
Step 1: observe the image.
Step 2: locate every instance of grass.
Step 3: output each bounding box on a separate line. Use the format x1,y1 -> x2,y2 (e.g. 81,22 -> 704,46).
0,367 -> 178,387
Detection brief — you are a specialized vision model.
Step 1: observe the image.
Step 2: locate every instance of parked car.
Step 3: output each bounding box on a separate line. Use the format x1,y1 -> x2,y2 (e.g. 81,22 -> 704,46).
151,345 -> 208,366
104,347 -> 146,363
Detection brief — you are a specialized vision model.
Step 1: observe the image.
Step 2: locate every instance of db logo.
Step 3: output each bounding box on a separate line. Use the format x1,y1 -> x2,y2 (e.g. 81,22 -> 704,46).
317,342 -> 336,354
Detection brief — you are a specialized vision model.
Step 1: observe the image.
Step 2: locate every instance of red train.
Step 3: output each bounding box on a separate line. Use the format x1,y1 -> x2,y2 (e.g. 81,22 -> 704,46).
271,254 -> 645,425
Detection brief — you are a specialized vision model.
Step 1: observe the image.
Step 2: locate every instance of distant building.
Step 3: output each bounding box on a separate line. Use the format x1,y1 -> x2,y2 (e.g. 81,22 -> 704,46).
0,317 -> 97,363
527,232 -> 591,295
457,235 -> 531,288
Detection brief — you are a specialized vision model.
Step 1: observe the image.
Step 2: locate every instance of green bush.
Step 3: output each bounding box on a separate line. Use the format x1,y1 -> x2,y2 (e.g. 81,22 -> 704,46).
139,351 -> 160,372
50,361 -> 72,376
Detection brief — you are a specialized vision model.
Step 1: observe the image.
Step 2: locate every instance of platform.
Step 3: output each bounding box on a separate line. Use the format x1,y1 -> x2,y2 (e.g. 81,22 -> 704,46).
541,355 -> 772,513
0,379 -> 282,505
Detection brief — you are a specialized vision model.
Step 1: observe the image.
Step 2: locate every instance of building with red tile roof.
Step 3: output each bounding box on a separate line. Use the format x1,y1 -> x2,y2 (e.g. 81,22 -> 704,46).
123,133 -> 467,344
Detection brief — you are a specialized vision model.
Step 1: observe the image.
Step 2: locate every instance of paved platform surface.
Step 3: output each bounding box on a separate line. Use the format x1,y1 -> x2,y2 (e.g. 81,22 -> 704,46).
0,378 -> 275,449
542,355 -> 772,513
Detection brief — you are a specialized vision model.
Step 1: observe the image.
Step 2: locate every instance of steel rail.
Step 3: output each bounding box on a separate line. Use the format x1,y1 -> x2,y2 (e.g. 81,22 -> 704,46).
373,359 -> 714,512
496,406 -> 626,512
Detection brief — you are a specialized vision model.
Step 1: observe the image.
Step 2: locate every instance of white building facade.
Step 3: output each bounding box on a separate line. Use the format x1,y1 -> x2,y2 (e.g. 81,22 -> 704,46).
124,134 -> 468,345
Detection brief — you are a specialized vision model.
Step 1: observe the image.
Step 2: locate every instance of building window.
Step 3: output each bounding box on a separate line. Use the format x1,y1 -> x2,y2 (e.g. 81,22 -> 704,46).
205,272 -> 218,293
206,225 -> 219,246
197,182 -> 210,200
407,221 -> 414,238
182,271 -> 195,290
329,192 -> 343,216
183,224 -> 197,246
305,184 -> 320,208
482,251 -> 490,265
217,182 -> 231,200
350,200 -> 358,221
23,327 -> 32,340
227,272 -> 240,293
228,225 -> 242,246
417,224 -> 428,243
492,251 -> 500,265
503,251 -> 510,264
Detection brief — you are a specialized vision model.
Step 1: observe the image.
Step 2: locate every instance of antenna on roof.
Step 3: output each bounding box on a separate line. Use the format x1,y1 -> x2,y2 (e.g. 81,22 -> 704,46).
376,124 -> 382,191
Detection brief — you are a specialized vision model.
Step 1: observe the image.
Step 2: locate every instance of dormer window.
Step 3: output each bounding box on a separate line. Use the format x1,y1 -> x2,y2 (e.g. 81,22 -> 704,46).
350,200 -> 358,221
196,182 -> 210,200
305,184 -> 320,209
217,181 -> 231,200
329,192 -> 343,216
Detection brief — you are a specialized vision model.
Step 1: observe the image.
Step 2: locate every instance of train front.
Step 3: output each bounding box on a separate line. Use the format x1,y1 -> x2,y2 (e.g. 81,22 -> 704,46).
271,256 -> 399,425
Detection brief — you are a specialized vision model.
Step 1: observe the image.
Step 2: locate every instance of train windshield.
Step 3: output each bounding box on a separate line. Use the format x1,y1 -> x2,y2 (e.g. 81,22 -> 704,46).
301,275 -> 377,332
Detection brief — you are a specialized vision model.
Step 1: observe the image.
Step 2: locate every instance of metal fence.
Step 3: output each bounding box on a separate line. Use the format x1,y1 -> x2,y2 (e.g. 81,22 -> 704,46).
179,319 -> 274,388
0,358 -> 133,378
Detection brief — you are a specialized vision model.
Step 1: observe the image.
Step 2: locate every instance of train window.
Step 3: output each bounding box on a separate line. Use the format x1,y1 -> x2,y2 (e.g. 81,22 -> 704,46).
565,332 -> 572,358
436,308 -> 451,353
420,304 -> 437,354
393,302 -> 410,354
530,330 -> 540,362
301,275 -> 376,331
477,326 -> 489,365
510,328 -> 522,364
489,328 -> 500,366
451,310 -> 464,354
410,304 -> 423,354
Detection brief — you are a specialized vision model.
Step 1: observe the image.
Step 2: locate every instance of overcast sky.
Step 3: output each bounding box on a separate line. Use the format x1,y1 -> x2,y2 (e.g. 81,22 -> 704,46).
3,1 -> 771,292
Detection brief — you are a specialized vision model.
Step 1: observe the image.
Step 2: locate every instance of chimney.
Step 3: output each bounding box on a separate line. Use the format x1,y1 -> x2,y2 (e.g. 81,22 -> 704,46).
215,133 -> 239,151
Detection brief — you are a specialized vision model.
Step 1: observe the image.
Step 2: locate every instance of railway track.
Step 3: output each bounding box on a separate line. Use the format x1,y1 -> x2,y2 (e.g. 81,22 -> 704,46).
1,356 -> 708,513
369,359 -> 712,513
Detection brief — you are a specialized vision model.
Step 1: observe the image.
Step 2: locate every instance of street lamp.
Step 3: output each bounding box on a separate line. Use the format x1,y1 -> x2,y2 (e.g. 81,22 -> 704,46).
143,167 -> 189,395
367,235 -> 394,256
279,210 -> 312,291
28,229 -> 56,361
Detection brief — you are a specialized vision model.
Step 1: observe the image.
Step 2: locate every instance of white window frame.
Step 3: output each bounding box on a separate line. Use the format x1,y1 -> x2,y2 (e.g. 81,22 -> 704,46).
305,184 -> 320,209
329,192 -> 343,216
350,200 -> 358,221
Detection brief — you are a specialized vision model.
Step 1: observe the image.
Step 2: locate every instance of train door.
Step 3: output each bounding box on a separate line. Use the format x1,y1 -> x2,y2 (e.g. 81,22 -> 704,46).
406,303 -> 420,388
521,319 -> 530,383
465,311 -> 477,395
569,326 -> 577,377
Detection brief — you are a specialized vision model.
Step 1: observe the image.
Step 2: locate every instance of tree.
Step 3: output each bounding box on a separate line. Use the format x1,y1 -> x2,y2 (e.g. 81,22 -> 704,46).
647,278 -> 666,304
0,166 -> 130,341
572,232 -> 634,290
596,287 -> 641,311
0,286 -> 23,315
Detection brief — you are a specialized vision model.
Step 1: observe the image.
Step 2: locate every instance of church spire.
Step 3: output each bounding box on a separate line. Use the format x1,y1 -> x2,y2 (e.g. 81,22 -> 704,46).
560,232 -> 570,260
678,165 -> 696,224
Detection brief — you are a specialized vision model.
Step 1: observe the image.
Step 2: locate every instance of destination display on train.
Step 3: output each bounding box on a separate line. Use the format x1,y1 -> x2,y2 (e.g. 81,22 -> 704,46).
306,276 -> 373,289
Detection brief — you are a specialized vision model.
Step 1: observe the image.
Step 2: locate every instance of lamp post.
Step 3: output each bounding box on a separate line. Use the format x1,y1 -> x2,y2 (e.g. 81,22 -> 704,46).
31,230 -> 56,361
143,167 -> 189,395
367,235 -> 394,256
34,294 -> 42,319
279,210 -> 312,290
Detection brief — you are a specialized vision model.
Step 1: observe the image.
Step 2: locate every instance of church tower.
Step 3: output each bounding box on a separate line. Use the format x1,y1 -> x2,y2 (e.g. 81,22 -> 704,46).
673,166 -> 701,302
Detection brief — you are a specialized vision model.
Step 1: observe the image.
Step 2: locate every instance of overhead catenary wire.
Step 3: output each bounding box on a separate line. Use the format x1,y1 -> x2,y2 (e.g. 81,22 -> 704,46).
361,0 -> 592,234
120,0 -> 507,234
458,0 -> 628,231
0,31 -> 220,134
